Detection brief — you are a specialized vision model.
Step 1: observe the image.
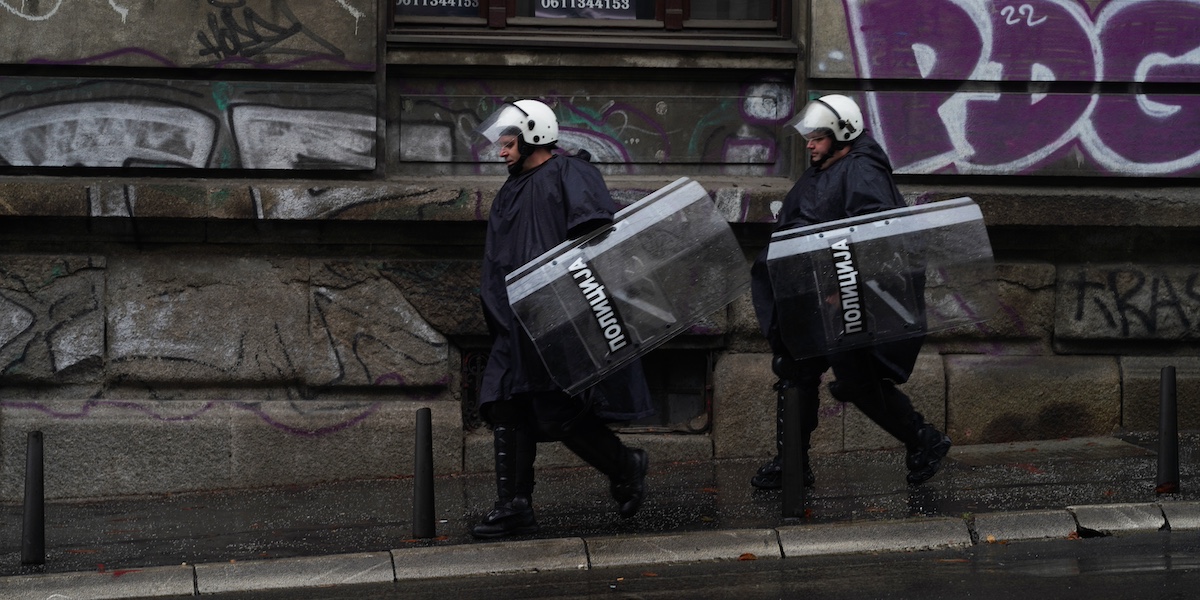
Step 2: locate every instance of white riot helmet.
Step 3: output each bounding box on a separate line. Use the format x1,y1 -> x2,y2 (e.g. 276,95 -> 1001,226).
477,99 -> 559,147
785,94 -> 863,142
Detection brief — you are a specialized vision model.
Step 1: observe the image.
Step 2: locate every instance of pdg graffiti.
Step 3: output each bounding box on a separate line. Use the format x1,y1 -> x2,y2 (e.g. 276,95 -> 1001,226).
842,0 -> 1200,176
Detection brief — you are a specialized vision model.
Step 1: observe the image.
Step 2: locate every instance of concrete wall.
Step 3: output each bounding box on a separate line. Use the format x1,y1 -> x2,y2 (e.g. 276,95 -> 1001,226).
0,1 -> 1197,500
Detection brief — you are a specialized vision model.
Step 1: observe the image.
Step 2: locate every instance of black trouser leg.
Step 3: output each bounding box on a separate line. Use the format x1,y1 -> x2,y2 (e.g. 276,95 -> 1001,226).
752,354 -> 821,490
752,378 -> 818,489
826,353 -> 950,484
472,402 -> 539,539
831,377 -> 924,448
827,349 -> 924,448
561,414 -> 648,518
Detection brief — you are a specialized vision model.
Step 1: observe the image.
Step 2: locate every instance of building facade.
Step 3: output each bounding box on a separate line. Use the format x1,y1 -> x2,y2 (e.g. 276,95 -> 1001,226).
0,1 -> 1196,500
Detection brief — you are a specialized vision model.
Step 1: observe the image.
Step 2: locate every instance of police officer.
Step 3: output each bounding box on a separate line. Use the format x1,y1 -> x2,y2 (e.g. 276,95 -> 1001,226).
472,99 -> 653,539
750,94 -> 951,490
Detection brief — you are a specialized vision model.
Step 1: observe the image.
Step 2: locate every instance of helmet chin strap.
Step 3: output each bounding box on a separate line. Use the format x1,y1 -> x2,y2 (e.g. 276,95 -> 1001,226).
507,136 -> 535,175
507,152 -> 529,175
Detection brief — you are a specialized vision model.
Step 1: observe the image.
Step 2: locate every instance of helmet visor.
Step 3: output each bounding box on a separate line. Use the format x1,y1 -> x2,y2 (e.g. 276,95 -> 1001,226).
475,103 -> 529,143
784,101 -> 835,141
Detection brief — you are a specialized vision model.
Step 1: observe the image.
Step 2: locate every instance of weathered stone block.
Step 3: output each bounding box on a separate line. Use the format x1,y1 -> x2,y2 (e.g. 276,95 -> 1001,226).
376,260 -> 487,337
92,183 -> 209,219
107,184 -> 257,220
930,262 -> 1056,354
712,353 -> 776,460
0,256 -> 105,383
947,355 -> 1120,444
711,352 -> 842,459
1120,357 -> 1200,432
724,288 -> 771,353
229,395 -> 461,488
1056,264 -> 1200,341
308,260 -> 449,387
0,182 -> 87,216
108,255 -> 311,384
0,399 -> 233,501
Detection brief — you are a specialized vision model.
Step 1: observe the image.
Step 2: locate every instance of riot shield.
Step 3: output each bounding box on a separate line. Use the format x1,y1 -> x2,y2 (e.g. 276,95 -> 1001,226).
766,197 -> 996,359
507,177 -> 749,396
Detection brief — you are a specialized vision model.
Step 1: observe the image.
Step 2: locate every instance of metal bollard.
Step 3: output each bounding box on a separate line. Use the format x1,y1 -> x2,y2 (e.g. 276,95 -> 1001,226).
1156,366 -> 1180,494
780,384 -> 806,519
22,431 -> 46,566
412,407 -> 436,538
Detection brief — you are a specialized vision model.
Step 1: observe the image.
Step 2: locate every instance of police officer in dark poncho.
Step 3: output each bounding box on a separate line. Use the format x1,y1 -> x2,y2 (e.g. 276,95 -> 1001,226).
472,99 -> 654,539
750,94 -> 951,490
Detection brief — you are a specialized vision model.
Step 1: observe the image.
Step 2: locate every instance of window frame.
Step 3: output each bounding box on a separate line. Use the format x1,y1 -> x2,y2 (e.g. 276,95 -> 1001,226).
391,0 -> 792,37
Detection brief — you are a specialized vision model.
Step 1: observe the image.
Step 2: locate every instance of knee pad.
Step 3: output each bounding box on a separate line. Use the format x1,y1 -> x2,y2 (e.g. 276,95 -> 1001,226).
772,354 -> 802,380
828,379 -> 880,405
482,398 -> 533,428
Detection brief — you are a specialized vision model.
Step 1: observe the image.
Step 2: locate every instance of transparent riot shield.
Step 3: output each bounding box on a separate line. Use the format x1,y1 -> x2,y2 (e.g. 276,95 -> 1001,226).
766,197 -> 996,359
507,177 -> 749,396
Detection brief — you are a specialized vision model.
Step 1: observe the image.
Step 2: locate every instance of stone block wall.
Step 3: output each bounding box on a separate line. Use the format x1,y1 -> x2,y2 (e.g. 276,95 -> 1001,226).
2,177 -> 1200,501
2,179 -> 1199,501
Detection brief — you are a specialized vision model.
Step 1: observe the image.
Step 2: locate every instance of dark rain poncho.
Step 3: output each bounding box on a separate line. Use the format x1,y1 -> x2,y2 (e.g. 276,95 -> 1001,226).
479,153 -> 654,422
751,133 -> 923,383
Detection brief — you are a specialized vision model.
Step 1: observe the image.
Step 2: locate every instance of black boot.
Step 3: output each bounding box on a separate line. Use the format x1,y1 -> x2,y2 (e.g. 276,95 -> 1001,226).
751,454 -> 815,489
562,417 -> 648,519
907,424 -> 951,485
751,377 -> 818,489
611,448 -> 648,518
471,425 -> 538,539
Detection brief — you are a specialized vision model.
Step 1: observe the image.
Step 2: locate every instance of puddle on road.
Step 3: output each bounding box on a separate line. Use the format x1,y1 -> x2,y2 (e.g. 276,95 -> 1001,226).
949,437 -> 1155,467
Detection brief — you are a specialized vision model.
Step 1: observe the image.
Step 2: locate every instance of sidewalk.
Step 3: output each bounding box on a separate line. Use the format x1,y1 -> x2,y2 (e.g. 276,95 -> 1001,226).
1,432 -> 1197,598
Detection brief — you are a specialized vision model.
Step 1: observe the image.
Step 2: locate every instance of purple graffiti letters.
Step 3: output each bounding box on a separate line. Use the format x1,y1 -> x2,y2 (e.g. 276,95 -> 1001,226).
845,0 -> 1200,176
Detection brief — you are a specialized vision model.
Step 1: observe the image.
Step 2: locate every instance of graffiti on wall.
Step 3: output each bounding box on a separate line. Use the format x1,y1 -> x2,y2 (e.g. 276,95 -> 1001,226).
195,0 -> 365,68
0,257 -> 105,381
396,79 -> 793,175
0,79 -> 375,169
839,0 -> 1200,176
1062,266 -> 1200,339
3,0 -> 373,70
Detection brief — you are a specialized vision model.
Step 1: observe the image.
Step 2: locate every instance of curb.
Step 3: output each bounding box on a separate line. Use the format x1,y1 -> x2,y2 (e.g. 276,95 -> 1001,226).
778,517 -> 971,557
973,509 -> 1078,543
585,529 -> 781,568
393,538 -> 587,579
3,501 -> 1197,600
195,552 -> 394,595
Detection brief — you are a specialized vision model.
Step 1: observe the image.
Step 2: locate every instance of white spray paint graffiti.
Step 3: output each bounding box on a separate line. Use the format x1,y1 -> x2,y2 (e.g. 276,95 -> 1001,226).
0,101 -> 218,167
0,85 -> 376,170
1,0 -> 63,20
231,105 -> 375,170
335,0 -> 366,34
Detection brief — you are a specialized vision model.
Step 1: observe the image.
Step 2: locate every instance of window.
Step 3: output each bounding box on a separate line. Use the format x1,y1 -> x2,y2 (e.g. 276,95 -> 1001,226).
394,0 -> 786,31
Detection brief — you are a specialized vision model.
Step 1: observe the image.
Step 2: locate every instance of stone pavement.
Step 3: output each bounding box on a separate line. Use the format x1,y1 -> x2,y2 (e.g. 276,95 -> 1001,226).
1,433 -> 1197,599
